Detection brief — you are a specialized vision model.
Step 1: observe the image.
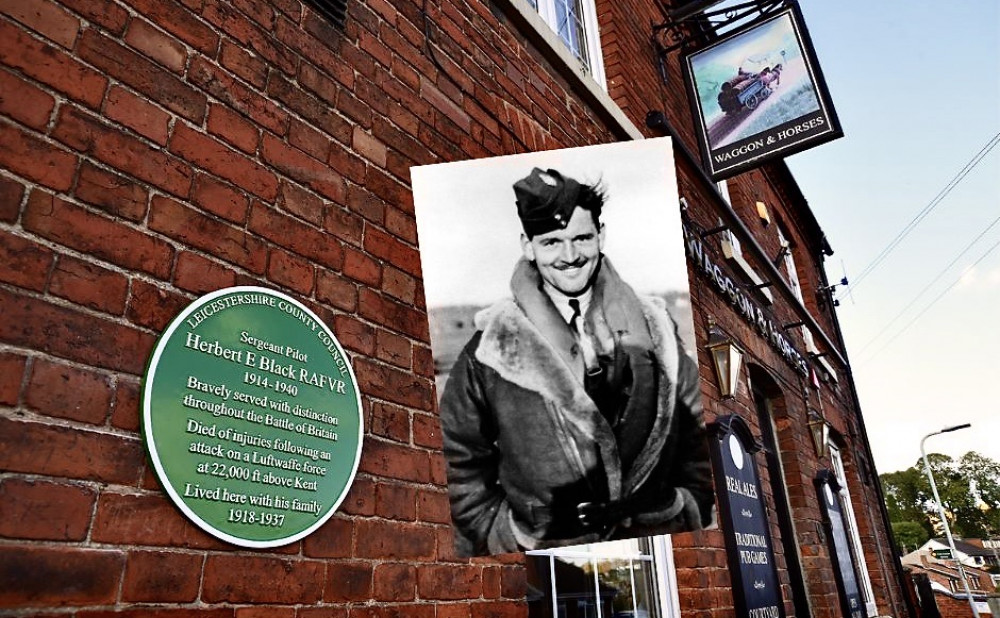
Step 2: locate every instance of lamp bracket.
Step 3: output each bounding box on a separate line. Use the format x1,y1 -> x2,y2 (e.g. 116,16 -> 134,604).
653,0 -> 789,57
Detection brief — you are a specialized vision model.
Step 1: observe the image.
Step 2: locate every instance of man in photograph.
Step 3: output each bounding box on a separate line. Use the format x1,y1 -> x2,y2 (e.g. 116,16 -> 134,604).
440,167 -> 714,556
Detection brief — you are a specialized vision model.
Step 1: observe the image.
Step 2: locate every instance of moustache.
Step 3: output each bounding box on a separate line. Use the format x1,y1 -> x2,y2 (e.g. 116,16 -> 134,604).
554,259 -> 588,270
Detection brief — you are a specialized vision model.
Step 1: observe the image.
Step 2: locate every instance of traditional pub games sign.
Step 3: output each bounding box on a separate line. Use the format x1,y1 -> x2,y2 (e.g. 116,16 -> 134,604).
816,471 -> 865,618
709,415 -> 785,618
142,287 -> 363,548
683,3 -> 842,180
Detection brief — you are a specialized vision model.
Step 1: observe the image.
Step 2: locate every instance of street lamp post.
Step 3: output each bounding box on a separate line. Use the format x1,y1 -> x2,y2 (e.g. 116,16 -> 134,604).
921,423 -> 979,618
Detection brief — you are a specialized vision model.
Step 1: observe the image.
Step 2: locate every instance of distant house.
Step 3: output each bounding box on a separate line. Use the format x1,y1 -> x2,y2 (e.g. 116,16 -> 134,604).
905,538 -> 1000,573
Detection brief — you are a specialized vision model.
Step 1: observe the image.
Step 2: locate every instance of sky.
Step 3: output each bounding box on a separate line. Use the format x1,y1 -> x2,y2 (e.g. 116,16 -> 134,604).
784,0 -> 1000,473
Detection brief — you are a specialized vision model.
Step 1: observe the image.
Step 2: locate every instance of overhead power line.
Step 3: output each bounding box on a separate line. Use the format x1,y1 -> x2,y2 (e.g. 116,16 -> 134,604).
856,214 -> 1000,356
860,235 -> 1000,365
840,131 -> 1000,299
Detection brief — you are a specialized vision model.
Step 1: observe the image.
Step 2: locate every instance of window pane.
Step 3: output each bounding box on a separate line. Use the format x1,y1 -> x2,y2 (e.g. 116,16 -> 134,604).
527,554 -> 556,618
552,0 -> 591,70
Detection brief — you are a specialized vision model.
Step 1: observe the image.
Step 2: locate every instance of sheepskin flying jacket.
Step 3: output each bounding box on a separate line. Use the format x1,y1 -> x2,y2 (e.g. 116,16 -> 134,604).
440,257 -> 714,556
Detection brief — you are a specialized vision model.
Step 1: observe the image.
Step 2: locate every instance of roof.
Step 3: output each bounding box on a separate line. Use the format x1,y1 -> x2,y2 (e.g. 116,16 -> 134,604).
932,538 -> 999,557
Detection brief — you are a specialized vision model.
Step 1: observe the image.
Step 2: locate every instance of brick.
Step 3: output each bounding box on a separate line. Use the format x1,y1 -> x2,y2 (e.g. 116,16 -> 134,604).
247,201 -> 343,270
358,289 -> 428,341
363,226 -> 421,277
316,271 -> 357,313
376,483 -> 417,521
298,608 -> 348,618
149,195 -> 267,273
122,550 -> 202,602
0,19 -> 105,108
302,516 -> 354,559
267,72 -> 352,144
261,133 -> 346,203
413,345 -> 434,378
330,315 -> 374,355
277,181 -> 324,226
111,377 -> 141,431
0,546 -> 123,607
174,251 -> 238,294
118,0 -> 220,55
237,608 -> 295,618
220,39 -> 267,89
0,174 -> 24,222
191,172 -> 251,224
0,417 -> 142,484
207,103 -> 261,154
189,57 -> 287,136
0,478 -> 96,541
0,229 -> 53,291
49,255 -> 129,314
412,413 -> 442,450
376,329 -> 411,369
373,563 -> 416,601
323,561 -> 373,602
79,610 -> 235,618
381,266 -> 416,305
0,122 -> 77,192
0,352 -> 26,405
417,489 -> 450,524
202,555 -> 324,603
53,106 -> 192,197
288,118 -> 332,162
370,401 -> 409,443
324,204 -> 364,246
470,602 -> 526,618
418,564 -> 482,600
79,29 -> 206,122
169,123 -> 278,200
104,85 -> 171,145
343,247 -> 381,286
268,246 -> 314,294
59,0 -> 127,34
128,279 -> 192,331
25,358 -> 113,424
1,0 -> 80,48
354,519 -> 436,560
499,565 -> 526,598
92,492 -> 226,549
0,287 -> 154,373
337,476 -> 375,517
23,191 -> 174,279
125,17 -> 187,73
0,67 -> 56,129
202,0 -> 296,75
358,438 -> 433,484
385,207 -> 417,245
74,162 -> 149,221
327,140 -> 368,186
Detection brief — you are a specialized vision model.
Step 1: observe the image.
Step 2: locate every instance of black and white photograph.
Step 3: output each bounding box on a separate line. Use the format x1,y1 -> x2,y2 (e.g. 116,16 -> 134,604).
412,138 -> 716,557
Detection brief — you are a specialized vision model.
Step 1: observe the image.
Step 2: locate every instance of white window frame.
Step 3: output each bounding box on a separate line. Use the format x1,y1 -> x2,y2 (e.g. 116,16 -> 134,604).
527,536 -> 680,618
830,444 -> 878,617
524,0 -> 607,87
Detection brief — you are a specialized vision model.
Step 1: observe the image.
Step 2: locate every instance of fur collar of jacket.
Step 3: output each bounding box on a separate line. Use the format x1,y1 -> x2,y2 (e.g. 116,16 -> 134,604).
473,257 -> 682,499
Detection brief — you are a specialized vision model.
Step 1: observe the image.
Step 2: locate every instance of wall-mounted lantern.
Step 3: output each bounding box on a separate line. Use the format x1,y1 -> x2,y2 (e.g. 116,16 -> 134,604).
707,326 -> 744,399
807,410 -> 830,458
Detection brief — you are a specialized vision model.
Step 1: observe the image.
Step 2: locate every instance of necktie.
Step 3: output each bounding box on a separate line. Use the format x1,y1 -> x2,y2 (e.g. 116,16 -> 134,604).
568,299 -> 597,369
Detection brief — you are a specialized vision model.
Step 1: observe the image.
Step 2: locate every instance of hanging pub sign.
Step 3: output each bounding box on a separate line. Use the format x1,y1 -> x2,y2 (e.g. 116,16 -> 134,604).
142,286 -> 363,548
683,3 -> 842,180
709,415 -> 785,618
816,470 -> 865,618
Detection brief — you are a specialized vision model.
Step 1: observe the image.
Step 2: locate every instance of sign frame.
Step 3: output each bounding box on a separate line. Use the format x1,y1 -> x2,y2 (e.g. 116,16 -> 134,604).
682,3 -> 842,180
708,414 -> 786,618
816,470 -> 866,618
142,286 -> 364,548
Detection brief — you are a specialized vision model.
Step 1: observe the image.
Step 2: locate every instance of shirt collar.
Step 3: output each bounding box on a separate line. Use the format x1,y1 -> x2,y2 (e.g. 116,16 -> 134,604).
542,283 -> 593,325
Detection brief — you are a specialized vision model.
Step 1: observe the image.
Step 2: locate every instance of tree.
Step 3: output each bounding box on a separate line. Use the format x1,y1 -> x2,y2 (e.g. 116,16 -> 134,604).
880,451 -> 1000,553
891,521 -> 930,554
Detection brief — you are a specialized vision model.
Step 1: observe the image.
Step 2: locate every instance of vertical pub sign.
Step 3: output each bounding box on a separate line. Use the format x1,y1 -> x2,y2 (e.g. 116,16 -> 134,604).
709,415 -> 785,618
816,470 -> 865,618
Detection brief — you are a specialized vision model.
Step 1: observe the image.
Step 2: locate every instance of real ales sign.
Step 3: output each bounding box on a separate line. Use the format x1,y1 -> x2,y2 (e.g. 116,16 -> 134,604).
709,415 -> 785,618
142,287 -> 363,548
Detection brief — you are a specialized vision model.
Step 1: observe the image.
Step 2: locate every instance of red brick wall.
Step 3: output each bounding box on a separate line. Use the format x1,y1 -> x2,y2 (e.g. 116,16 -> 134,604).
0,0 -> 908,616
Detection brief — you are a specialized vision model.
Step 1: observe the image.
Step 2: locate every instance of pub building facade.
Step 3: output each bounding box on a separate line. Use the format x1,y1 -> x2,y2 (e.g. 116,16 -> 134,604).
0,0 -> 912,617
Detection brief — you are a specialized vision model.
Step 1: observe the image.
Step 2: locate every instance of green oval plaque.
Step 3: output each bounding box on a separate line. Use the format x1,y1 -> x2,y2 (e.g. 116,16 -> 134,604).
142,286 -> 363,547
